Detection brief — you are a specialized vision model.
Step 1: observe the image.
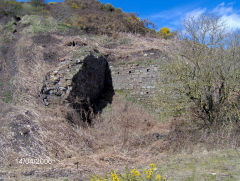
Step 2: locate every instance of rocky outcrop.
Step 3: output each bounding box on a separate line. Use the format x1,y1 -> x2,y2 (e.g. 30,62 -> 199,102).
40,48 -> 114,123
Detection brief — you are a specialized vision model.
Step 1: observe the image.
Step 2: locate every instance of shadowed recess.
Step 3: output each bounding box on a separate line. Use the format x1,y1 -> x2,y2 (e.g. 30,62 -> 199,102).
67,54 -> 114,124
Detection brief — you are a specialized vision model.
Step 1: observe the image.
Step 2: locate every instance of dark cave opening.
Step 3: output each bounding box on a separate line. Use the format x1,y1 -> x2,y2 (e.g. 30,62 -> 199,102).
67,54 -> 114,124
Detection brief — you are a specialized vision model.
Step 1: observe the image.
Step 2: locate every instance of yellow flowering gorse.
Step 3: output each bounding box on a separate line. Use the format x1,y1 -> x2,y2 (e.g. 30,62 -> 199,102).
90,163 -> 167,181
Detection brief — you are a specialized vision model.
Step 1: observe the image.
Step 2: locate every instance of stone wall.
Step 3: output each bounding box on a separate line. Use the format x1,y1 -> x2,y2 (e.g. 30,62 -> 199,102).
40,45 -> 161,116
110,63 -> 160,105
40,49 -> 114,123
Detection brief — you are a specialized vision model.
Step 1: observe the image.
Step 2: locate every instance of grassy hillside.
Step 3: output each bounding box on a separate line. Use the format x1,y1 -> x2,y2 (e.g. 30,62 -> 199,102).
0,1 -> 240,181
0,0 -> 155,35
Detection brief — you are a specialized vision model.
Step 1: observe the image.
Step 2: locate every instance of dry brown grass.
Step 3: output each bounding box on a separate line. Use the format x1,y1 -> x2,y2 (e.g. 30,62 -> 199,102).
0,31 -> 172,178
46,94 -> 170,177
0,93 -> 171,179
166,117 -> 240,154
2,31 -> 238,180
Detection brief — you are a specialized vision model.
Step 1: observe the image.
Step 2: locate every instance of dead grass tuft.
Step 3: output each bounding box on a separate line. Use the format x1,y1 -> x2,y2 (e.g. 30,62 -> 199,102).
167,118 -> 240,153
63,94 -> 170,174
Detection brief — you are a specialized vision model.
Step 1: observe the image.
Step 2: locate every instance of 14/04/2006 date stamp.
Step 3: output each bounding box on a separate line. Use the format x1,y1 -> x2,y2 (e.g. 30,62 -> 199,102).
17,157 -> 54,165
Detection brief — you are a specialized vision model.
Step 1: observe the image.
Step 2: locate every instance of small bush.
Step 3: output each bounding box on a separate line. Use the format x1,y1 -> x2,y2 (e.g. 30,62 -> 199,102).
158,27 -> 174,39
115,8 -> 122,13
48,2 -> 56,5
90,163 -> 167,181
100,3 -> 115,12
106,3 -> 114,12
160,27 -> 170,34
125,13 -> 147,34
71,2 -> 80,9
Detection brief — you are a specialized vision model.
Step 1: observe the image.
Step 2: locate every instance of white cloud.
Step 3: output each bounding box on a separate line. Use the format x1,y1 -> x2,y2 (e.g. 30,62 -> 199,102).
185,8 -> 206,19
212,2 -> 240,30
212,2 -> 233,15
148,7 -> 187,20
141,6 -> 191,30
145,2 -> 240,31
220,14 -> 240,29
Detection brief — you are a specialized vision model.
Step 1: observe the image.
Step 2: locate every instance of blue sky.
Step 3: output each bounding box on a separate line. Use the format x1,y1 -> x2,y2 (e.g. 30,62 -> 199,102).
98,0 -> 240,31
22,0 -> 240,31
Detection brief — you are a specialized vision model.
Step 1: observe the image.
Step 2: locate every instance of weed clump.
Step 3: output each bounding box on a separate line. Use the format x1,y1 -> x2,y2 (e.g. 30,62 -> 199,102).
71,2 -> 80,9
3,90 -> 12,103
90,163 -> 167,181
105,3 -> 115,12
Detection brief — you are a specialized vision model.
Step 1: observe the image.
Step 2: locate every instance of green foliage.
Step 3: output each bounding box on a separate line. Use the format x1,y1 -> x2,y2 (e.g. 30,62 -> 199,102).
1,0 -> 156,35
155,149 -> 240,180
0,0 -> 22,16
125,13 -> 147,34
21,15 -> 59,34
3,90 -> 12,103
5,19 -> 15,31
48,0 -> 153,35
56,22 -> 72,32
71,2 -> 80,9
100,3 -> 115,12
0,19 -> 16,42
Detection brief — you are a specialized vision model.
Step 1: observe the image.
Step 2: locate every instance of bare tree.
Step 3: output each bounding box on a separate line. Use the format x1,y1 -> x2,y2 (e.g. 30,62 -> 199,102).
183,14 -> 226,47
154,14 -> 240,126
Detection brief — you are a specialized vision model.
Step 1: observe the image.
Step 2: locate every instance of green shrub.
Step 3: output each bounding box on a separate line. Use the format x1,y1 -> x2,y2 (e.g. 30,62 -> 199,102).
124,13 -> 147,34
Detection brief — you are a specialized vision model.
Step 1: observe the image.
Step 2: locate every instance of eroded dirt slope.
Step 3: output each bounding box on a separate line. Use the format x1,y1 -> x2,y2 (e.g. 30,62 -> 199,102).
0,18 -> 177,179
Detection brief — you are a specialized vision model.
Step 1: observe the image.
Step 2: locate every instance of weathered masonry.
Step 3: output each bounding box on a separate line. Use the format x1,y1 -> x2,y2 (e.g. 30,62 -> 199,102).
110,64 -> 160,104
